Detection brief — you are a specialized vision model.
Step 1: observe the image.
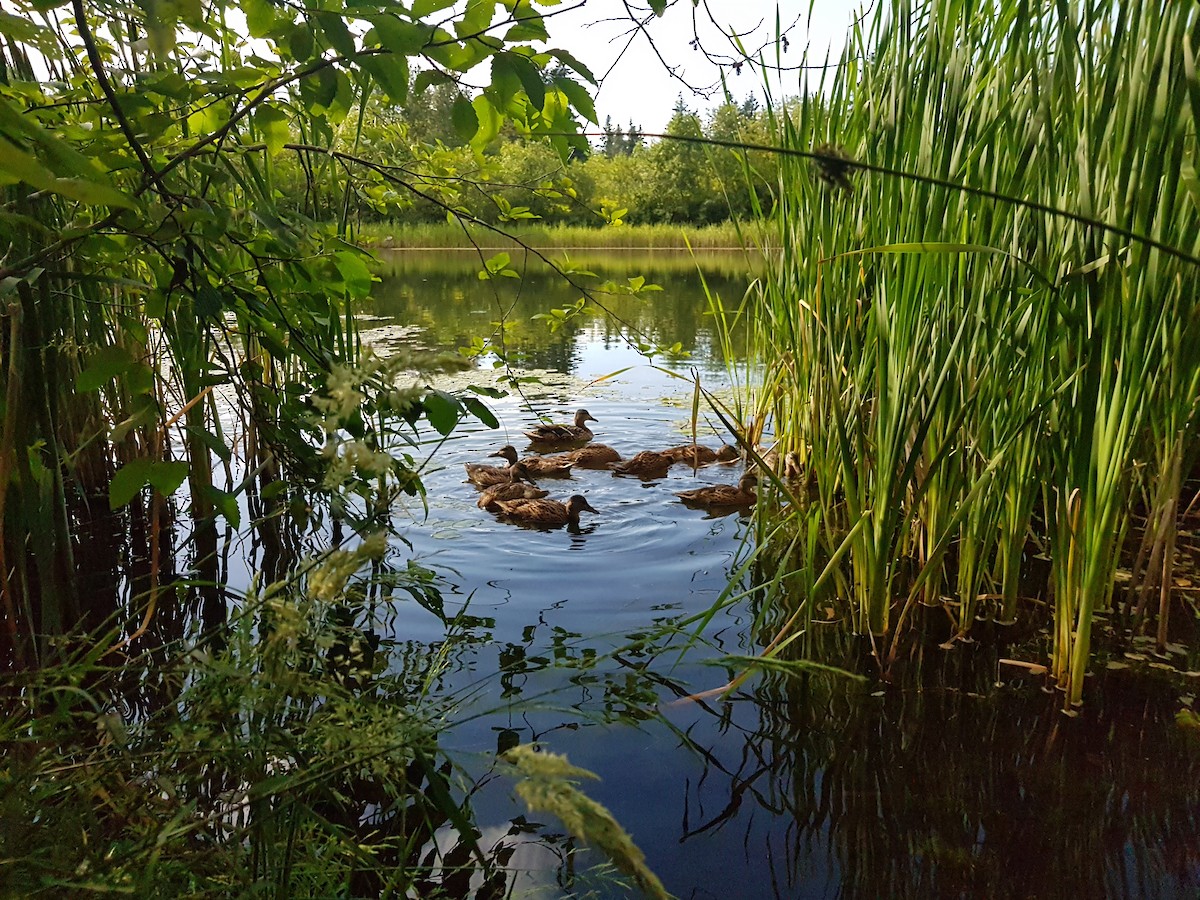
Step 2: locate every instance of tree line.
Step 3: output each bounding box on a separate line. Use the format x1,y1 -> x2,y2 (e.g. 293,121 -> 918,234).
272,82 -> 779,229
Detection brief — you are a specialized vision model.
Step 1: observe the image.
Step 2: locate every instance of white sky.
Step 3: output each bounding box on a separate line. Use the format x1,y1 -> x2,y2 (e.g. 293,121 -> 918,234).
544,1 -> 859,134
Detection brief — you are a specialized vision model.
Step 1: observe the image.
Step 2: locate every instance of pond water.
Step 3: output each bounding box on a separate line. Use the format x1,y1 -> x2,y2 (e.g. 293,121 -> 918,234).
360,250 -> 1200,899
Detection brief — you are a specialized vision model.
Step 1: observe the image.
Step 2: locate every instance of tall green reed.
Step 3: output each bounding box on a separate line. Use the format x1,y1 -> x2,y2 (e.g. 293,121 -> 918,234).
739,0 -> 1200,702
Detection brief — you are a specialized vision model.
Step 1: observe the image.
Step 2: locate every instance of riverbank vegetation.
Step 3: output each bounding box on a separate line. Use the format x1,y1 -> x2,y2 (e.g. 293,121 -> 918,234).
355,219 -> 762,250
730,0 -> 1200,710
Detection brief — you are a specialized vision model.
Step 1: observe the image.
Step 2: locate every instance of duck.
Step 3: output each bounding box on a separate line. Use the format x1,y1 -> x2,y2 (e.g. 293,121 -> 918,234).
563,443 -> 622,468
715,444 -> 741,464
465,459 -> 534,489
675,473 -> 758,508
488,494 -> 598,527
477,477 -> 549,508
754,448 -> 804,481
523,409 -> 597,447
491,444 -> 574,478
663,444 -> 721,467
610,450 -> 672,480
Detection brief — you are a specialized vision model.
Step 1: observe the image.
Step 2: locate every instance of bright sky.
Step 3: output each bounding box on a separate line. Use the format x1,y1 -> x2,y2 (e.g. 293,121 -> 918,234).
546,1 -> 859,134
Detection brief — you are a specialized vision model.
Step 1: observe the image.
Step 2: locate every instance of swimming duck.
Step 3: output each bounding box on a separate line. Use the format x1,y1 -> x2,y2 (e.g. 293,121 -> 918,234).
755,448 -> 804,480
563,443 -> 622,468
675,473 -> 758,508
715,444 -> 741,464
664,444 -> 721,467
488,494 -> 598,527
465,459 -> 534,489
476,478 -> 549,508
523,409 -> 596,447
491,444 -> 574,478
610,450 -> 672,480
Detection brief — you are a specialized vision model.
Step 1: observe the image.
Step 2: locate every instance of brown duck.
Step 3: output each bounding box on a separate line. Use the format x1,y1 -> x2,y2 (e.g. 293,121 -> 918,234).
492,444 -> 574,478
488,494 -> 598,527
465,458 -> 534,488
675,473 -> 758,508
563,443 -> 622,468
664,444 -> 721,467
610,450 -> 672,480
476,466 -> 549,507
523,409 -> 596,447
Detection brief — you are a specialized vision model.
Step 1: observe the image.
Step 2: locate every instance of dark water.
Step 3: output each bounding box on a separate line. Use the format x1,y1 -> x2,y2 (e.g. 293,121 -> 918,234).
363,250 -> 1200,900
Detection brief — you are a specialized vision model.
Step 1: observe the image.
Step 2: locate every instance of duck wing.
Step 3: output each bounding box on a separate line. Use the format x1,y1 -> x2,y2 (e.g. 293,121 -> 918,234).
478,483 -> 549,507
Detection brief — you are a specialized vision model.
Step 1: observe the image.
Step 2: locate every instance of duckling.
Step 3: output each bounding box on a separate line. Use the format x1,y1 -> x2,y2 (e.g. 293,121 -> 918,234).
491,444 -> 574,478
465,460 -> 534,489
563,443 -> 622,468
610,450 -> 672,480
664,444 -> 721,467
675,473 -> 758,508
488,494 -> 598,527
523,409 -> 596,447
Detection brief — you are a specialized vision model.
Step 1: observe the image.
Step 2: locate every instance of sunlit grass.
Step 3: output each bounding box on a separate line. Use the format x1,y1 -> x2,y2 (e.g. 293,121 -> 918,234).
352,219 -> 766,250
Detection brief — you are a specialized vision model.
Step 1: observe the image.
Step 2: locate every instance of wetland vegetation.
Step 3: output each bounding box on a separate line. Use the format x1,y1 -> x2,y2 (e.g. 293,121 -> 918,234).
1,0 -> 1198,897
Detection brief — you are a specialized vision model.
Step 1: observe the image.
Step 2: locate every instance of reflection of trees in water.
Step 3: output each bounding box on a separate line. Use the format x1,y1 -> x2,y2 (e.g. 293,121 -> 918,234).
370,253 -> 752,375
678,639 -> 1200,899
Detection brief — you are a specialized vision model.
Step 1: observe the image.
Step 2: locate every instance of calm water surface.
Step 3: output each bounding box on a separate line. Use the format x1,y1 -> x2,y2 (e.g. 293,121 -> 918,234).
365,250 -> 1199,899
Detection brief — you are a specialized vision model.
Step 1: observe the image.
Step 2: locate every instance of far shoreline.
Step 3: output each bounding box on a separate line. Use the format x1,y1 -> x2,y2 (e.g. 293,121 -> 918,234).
351,220 -> 769,252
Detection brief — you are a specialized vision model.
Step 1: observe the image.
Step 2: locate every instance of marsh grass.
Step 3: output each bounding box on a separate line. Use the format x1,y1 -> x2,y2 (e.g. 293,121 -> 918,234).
730,0 -> 1200,704
353,219 -> 765,250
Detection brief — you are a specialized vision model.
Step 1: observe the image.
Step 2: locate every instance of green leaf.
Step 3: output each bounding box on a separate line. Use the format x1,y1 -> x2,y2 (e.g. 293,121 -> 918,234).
194,285 -> 224,319
254,104 -> 290,155
187,425 -> 232,463
455,0 -> 496,39
363,55 -> 410,105
649,0 -> 667,14
554,76 -> 596,124
413,0 -> 456,15
243,0 -> 276,38
505,13 -> 547,43
374,15 -> 431,54
109,395 -> 159,443
148,460 -> 190,496
463,396 -> 499,429
109,458 -> 152,509
489,53 -> 522,107
550,48 -> 596,85
315,11 -> 356,56
423,390 -> 461,436
414,69 -> 455,94
452,96 -> 479,141
506,52 -> 546,111
334,251 -> 374,299
48,177 -> 136,209
203,485 -> 241,528
470,94 -> 502,150
285,22 -> 314,61
78,345 -> 136,392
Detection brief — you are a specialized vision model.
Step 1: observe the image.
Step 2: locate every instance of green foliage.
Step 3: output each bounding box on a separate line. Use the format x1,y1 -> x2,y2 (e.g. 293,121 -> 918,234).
0,0 -> 601,660
0,549 -> 483,895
